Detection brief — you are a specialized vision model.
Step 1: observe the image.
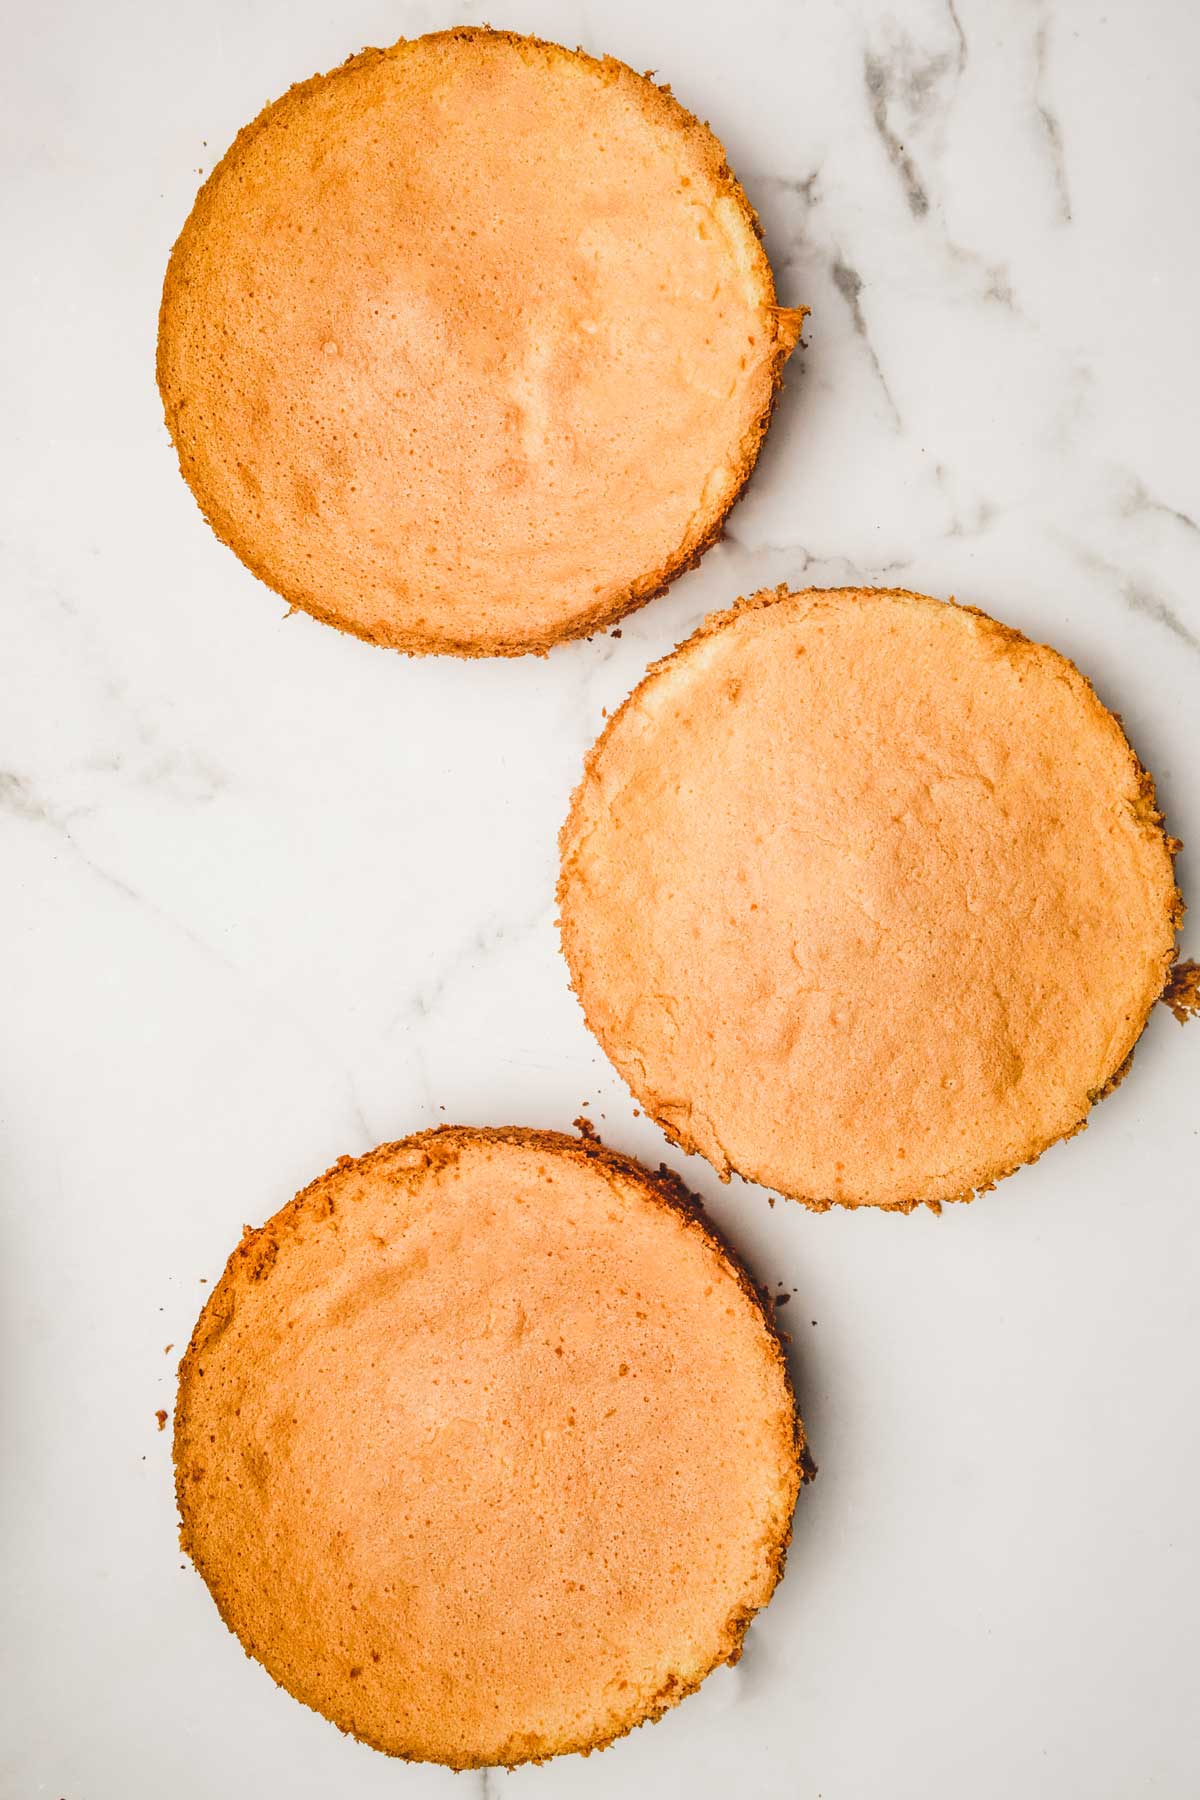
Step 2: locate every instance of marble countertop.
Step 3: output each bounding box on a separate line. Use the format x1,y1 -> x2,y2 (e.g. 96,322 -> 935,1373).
5,1 -> 1199,1795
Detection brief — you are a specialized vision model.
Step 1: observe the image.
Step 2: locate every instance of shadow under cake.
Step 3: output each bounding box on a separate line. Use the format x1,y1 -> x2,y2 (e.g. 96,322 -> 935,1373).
174,1126 -> 802,1768
158,27 -> 803,657
558,587 -> 1182,1211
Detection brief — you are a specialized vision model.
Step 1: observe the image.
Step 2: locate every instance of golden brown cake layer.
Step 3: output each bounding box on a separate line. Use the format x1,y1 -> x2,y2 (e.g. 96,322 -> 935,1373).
559,588 -> 1182,1210
175,1127 -> 801,1766
158,28 -> 801,656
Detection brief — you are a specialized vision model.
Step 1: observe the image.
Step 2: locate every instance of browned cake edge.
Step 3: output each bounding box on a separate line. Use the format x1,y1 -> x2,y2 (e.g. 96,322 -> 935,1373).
157,26 -> 806,659
557,585 -> 1186,1214
174,1124 -> 805,1767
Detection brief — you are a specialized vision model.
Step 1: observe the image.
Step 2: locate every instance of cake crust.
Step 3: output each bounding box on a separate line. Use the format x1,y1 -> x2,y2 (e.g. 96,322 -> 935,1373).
157,28 -> 803,657
174,1125 -> 802,1767
559,587 -> 1184,1211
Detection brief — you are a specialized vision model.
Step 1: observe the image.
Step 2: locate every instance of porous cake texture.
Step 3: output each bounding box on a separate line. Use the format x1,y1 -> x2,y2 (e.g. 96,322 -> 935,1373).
560,587 -> 1182,1210
175,1127 -> 802,1766
158,29 -> 803,655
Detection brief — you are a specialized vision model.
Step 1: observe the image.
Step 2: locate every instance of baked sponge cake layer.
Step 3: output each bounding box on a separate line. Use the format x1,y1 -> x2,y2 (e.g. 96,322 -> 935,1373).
559,587 -> 1182,1211
174,1127 -> 801,1768
158,28 -> 802,656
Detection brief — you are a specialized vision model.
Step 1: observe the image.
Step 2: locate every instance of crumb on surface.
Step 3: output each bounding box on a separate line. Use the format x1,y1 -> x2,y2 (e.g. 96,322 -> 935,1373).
1162,959 -> 1200,1023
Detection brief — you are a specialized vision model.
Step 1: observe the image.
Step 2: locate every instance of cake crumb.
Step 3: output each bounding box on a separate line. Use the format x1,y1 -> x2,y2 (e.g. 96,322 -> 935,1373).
155,1410 -> 168,1431
164,1344 -> 173,1355
1162,959 -> 1200,1023
573,1116 -> 598,1141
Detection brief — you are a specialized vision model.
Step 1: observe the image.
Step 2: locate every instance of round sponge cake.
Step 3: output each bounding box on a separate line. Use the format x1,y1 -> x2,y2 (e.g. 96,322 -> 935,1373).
174,1127 -> 801,1767
559,587 -> 1182,1211
157,28 -> 803,656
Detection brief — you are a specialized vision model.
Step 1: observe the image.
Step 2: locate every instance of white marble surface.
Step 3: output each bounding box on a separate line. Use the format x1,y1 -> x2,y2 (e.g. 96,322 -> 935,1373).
4,0 -> 1199,1794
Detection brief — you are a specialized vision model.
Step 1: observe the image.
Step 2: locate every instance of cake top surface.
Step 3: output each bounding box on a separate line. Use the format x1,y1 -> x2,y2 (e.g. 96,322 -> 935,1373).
158,28 -> 799,656
175,1126 -> 800,1767
560,587 -> 1181,1209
